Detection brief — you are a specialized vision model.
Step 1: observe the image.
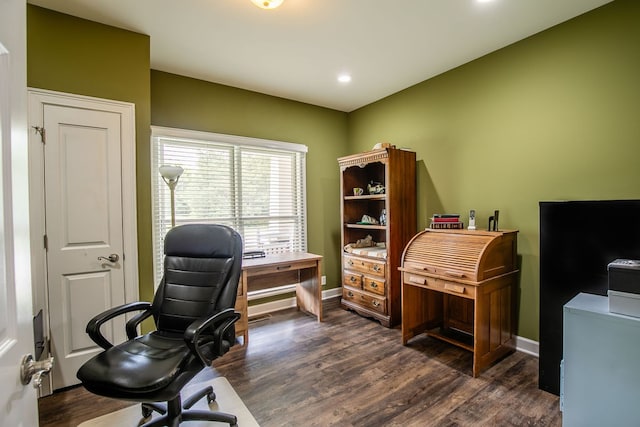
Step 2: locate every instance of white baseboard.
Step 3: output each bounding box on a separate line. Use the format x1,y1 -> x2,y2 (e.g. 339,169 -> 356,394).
515,335 -> 539,357
248,287 -> 541,358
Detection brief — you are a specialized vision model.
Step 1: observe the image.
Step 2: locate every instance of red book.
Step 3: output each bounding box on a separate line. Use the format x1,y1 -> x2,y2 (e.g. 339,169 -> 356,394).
432,217 -> 461,223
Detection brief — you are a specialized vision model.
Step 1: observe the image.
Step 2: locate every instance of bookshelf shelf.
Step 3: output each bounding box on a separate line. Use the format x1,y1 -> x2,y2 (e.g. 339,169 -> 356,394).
344,195 -> 386,201
345,223 -> 386,230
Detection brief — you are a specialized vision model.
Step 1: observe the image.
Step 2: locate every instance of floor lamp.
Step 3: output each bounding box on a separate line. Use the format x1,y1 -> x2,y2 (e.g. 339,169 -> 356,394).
159,165 -> 184,228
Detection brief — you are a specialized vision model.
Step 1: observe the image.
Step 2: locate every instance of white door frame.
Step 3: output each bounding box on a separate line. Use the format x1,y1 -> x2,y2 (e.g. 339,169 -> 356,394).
27,88 -> 139,395
0,0 -> 38,422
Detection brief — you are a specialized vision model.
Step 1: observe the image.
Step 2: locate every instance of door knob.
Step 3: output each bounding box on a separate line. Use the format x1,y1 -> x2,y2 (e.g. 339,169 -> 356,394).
20,354 -> 54,388
98,253 -> 119,263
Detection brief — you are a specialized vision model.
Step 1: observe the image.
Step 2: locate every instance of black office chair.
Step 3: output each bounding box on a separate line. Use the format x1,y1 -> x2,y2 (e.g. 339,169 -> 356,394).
77,224 -> 243,427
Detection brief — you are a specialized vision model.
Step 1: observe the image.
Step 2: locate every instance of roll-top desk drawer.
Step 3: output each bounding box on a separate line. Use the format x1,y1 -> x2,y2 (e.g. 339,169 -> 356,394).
403,273 -> 476,299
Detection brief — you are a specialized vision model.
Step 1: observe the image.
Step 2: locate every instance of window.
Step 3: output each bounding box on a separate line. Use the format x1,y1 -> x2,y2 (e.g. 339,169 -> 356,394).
151,127 -> 307,285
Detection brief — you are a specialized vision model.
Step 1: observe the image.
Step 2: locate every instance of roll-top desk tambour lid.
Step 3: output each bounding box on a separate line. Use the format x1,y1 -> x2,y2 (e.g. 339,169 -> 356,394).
401,228 -> 518,283
399,228 -> 519,377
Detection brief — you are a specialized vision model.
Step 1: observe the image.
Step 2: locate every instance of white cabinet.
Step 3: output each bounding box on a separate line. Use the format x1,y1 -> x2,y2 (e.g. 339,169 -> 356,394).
563,293 -> 640,427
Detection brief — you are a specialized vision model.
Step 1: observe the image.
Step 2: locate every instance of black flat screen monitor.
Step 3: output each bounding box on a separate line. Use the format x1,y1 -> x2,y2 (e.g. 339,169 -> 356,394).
539,199 -> 640,395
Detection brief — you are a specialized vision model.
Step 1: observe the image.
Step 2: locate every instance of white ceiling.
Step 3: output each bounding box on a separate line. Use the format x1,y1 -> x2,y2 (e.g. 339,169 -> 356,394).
27,0 -> 613,112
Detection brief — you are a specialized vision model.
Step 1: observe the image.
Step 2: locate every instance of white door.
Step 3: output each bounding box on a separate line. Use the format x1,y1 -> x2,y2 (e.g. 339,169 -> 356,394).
44,104 -> 128,390
28,90 -> 139,396
0,0 -> 39,424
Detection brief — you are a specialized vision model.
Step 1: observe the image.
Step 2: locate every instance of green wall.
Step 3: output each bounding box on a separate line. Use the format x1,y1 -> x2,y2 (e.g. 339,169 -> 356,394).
27,5 -> 155,302
347,0 -> 640,340
151,70 -> 348,291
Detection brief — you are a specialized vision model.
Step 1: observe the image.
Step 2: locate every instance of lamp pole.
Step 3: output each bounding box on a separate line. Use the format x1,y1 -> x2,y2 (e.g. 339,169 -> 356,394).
168,181 -> 178,228
159,165 -> 184,228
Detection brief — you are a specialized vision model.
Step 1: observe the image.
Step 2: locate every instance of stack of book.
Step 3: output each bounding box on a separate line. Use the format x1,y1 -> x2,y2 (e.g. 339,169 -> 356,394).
430,214 -> 464,229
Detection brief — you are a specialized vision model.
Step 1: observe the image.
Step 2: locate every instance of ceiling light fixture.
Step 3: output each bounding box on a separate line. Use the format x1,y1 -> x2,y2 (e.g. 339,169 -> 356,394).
251,0 -> 284,9
338,73 -> 352,84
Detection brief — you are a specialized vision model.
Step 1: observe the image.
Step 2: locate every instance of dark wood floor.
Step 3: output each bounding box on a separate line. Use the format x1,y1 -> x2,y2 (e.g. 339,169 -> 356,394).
39,306 -> 562,426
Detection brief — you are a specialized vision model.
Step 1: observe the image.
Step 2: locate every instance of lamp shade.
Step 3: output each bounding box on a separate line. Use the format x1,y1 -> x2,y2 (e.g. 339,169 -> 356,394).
159,165 -> 184,181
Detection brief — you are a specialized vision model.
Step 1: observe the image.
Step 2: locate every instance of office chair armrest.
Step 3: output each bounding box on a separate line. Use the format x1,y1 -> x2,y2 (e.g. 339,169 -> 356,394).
184,308 -> 241,365
125,307 -> 155,340
87,301 -> 153,350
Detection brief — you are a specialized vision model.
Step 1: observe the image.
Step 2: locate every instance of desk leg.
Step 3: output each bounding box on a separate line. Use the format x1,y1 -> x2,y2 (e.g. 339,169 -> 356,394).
237,271 -> 249,346
402,284 -> 443,344
242,327 -> 249,346
296,260 -> 323,322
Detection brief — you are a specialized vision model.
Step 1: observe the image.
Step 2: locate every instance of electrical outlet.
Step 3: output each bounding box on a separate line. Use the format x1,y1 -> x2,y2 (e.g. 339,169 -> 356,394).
321,275 -> 326,285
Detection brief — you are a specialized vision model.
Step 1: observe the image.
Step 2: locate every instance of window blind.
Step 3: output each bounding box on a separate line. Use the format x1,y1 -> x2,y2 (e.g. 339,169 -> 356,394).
151,127 -> 308,285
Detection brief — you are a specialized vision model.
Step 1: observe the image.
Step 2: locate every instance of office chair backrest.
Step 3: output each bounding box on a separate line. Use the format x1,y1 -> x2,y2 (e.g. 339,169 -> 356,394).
152,224 -> 243,335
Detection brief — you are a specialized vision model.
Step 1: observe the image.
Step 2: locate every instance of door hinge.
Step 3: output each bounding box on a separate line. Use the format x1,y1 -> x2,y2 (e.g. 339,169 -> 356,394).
32,126 -> 46,143
43,234 -> 48,251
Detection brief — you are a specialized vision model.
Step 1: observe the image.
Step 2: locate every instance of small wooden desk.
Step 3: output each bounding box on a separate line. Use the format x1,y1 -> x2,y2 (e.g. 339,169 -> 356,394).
235,252 -> 323,344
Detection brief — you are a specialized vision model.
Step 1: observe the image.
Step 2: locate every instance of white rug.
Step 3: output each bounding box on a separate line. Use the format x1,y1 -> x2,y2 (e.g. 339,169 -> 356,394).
78,377 -> 259,426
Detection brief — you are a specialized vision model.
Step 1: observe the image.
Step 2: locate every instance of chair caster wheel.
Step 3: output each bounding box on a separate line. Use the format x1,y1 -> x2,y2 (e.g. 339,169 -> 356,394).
141,405 -> 153,419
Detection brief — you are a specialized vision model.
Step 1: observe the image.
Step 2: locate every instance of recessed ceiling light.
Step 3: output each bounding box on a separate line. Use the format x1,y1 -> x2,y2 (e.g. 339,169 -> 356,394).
337,74 -> 352,84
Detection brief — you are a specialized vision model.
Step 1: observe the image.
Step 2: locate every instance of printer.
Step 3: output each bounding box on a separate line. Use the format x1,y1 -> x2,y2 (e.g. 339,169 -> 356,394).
608,259 -> 640,317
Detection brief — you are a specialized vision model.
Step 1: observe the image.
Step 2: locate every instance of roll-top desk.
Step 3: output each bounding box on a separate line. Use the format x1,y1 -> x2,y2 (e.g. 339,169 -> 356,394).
399,228 -> 519,377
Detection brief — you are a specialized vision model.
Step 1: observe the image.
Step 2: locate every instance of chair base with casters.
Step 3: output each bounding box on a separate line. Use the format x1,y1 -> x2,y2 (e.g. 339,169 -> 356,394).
140,384 -> 237,427
76,224 -> 244,427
